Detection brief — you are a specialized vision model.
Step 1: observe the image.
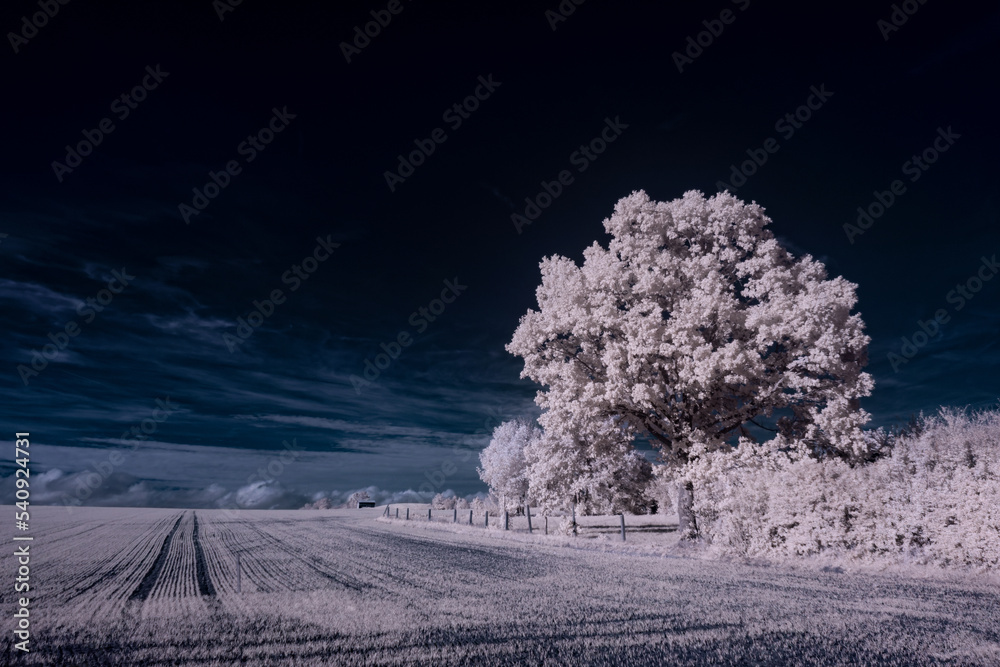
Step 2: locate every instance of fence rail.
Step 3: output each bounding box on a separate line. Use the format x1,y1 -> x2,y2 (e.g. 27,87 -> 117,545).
381,505 -> 664,541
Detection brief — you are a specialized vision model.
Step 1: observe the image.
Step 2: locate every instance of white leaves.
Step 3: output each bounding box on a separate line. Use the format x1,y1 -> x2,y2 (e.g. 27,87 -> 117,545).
347,490 -> 371,508
508,189 -> 874,469
684,407 -> 1000,569
524,422 -> 654,516
477,419 -> 540,512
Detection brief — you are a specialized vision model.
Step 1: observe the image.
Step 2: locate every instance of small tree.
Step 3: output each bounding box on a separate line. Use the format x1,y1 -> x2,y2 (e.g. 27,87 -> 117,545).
347,490 -> 371,508
525,418 -> 654,516
470,494 -> 499,513
432,492 -> 456,510
646,465 -> 676,516
507,190 -> 873,538
301,497 -> 333,510
477,419 -> 539,513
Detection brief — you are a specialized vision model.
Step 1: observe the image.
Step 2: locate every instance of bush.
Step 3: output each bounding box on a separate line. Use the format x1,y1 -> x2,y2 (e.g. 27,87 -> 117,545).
646,466 -> 678,517
686,407 -> 1000,570
470,495 -> 500,514
432,493 -> 456,510
346,490 -> 371,509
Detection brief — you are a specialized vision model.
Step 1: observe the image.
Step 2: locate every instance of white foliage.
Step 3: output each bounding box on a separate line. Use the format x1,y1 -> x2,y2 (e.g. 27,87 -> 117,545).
301,497 -> 334,510
646,464 -> 679,516
431,493 -> 455,510
524,419 -> 654,515
470,494 -> 500,514
685,407 -> 1000,570
507,189 -> 874,481
347,490 -> 371,508
431,491 -> 470,510
477,419 -> 540,512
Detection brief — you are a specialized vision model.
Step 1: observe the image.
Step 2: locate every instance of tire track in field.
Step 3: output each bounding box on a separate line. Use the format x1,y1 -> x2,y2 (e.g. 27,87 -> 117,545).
127,513 -> 184,602
293,523 -> 451,599
253,518 -> 422,598
63,513 -> 182,604
55,514 -> 170,600
191,513 -> 216,597
240,520 -> 368,592
265,519 -> 495,602
348,522 -> 551,582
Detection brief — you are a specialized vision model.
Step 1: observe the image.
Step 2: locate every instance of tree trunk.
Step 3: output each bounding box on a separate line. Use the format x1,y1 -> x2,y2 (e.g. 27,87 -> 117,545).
677,480 -> 698,539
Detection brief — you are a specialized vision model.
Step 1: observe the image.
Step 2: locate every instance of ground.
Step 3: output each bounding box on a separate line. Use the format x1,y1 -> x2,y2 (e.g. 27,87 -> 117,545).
2,505 -> 998,665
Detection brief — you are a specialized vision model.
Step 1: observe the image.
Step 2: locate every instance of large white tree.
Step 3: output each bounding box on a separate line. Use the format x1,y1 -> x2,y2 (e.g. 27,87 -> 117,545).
477,419 -> 539,513
507,190 -> 874,537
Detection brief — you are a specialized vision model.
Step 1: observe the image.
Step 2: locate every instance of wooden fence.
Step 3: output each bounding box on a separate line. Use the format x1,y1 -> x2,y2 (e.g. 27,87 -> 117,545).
383,505 -> 634,541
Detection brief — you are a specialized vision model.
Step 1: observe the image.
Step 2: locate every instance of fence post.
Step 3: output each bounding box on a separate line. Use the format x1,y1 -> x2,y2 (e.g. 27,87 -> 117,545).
485,511 -> 489,528
504,511 -> 509,531
526,505 -> 533,533
453,507 -> 457,523
620,513 -> 626,542
236,553 -> 241,594
428,508 -> 432,521
469,509 -> 473,525
395,508 -> 399,519
572,501 -> 577,536
384,505 -> 389,517
545,516 -> 548,535
406,508 -> 409,520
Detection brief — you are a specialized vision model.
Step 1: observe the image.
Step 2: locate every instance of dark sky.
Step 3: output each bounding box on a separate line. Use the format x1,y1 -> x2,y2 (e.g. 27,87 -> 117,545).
2,0 -> 998,509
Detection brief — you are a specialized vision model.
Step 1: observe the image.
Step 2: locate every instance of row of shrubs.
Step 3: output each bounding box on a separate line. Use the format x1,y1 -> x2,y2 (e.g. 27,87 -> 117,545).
680,407 -> 1000,570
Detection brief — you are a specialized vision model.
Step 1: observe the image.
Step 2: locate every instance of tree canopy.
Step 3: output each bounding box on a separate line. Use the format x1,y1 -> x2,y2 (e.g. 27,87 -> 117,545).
507,190 -> 874,523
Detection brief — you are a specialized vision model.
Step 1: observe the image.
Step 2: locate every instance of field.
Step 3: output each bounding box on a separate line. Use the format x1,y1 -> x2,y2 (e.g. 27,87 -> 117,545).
2,506 -> 999,665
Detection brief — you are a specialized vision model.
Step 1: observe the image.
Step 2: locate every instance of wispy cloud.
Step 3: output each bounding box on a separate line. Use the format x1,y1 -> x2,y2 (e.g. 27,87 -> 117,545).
0,278 -> 84,314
